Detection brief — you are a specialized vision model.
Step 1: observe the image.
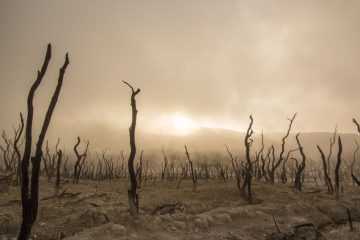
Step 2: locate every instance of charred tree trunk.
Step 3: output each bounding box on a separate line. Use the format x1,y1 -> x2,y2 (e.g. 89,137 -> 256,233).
14,113 -> 24,184
18,44 -> 69,240
280,148 -> 298,184
123,81 -> 140,215
317,145 -> 334,194
242,115 -> 254,203
55,150 -> 62,195
334,136 -> 342,197
294,133 -> 306,191
268,114 -> 296,184
161,147 -> 168,182
352,119 -> 360,186
185,145 -> 197,192
73,137 -> 89,184
0,131 -> 13,172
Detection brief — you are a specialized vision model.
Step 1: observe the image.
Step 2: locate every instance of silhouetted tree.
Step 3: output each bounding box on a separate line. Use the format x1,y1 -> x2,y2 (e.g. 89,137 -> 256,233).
225,115 -> 255,204
123,81 -> 140,215
55,150 -> 62,195
243,115 -> 254,203
334,136 -> 342,197
18,44 -> 69,240
350,140 -> 359,186
326,126 -> 337,175
42,139 -> 59,182
184,145 -> 197,191
73,137 -> 89,184
317,145 -> 334,194
351,119 -> 360,186
161,147 -> 168,182
294,133 -> 306,191
0,131 -> 15,172
268,113 -> 297,184
14,113 -> 24,184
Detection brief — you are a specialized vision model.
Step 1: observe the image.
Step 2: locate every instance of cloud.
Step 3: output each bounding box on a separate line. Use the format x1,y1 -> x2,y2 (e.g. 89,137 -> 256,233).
0,0 -> 359,141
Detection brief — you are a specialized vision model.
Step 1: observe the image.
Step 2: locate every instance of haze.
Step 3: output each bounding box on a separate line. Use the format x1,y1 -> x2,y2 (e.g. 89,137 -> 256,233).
1,0 -> 360,151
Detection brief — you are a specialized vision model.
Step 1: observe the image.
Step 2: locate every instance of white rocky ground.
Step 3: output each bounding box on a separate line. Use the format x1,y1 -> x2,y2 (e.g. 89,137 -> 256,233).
0,179 -> 359,239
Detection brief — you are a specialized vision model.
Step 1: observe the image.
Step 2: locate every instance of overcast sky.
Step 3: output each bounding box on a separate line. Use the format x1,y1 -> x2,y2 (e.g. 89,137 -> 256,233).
1,0 -> 360,142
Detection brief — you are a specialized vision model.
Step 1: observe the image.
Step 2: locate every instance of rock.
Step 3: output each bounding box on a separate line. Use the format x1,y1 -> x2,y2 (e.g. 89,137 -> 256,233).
194,217 -> 210,229
78,210 -> 109,227
215,213 -> 232,224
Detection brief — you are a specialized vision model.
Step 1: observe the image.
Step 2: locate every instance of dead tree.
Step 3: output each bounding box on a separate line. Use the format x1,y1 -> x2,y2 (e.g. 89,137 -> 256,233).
224,116 -> 255,203
242,115 -> 254,203
14,114 -> 25,184
0,131 -> 15,172
317,145 -> 334,194
62,155 -> 69,178
123,81 -> 140,215
280,148 -> 299,184
42,139 -> 59,182
120,150 -> 127,178
184,145 -> 197,191
73,137 -> 89,184
352,119 -> 360,185
55,150 -> 62,195
18,44 -> 69,240
268,113 -> 297,184
254,131 -> 264,181
326,126 -> 337,176
334,136 -> 342,197
0,115 -> 25,182
294,133 -> 306,191
350,140 -> 360,186
161,147 -> 168,182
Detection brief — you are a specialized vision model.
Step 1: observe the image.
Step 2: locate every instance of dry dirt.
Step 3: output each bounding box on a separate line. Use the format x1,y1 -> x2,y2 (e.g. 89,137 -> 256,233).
0,178 -> 359,240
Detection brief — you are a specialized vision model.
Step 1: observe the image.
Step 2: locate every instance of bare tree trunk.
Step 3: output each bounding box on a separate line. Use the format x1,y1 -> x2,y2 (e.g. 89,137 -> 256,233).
55,150 -> 62,196
18,44 -> 69,240
352,119 -> 360,186
161,147 -> 168,182
326,126 -> 337,177
73,137 -> 89,184
317,145 -> 334,194
14,113 -> 24,184
334,136 -> 342,198
123,81 -> 140,215
184,145 -> 197,192
268,114 -> 297,184
294,133 -> 306,191
242,115 -> 254,203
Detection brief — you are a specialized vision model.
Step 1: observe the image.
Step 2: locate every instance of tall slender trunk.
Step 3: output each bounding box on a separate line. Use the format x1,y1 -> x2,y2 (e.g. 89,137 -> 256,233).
123,81 -> 140,214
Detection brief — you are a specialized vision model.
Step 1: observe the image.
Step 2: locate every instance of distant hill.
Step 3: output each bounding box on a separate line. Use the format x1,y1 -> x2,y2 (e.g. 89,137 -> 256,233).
46,122 -> 360,162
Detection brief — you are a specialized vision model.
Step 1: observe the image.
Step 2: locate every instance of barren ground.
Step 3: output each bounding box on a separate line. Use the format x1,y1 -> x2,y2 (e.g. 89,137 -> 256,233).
1,178 -> 359,240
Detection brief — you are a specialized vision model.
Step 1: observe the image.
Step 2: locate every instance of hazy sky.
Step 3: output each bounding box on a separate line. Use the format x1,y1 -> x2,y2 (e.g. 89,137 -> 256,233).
1,0 -> 360,142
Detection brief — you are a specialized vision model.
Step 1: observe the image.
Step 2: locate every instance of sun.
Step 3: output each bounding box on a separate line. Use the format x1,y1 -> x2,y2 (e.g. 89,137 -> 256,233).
171,112 -> 198,135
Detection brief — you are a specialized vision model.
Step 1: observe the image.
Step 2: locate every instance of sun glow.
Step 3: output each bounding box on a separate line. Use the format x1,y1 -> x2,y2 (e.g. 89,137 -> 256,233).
147,112 -> 199,135
171,113 -> 198,135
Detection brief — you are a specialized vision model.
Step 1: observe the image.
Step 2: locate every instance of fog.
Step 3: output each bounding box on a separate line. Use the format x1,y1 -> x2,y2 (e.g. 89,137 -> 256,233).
1,0 -> 360,152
